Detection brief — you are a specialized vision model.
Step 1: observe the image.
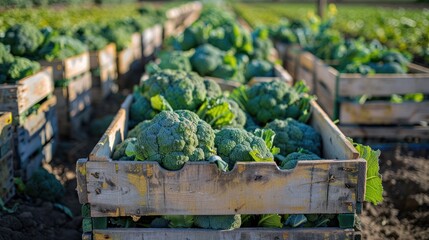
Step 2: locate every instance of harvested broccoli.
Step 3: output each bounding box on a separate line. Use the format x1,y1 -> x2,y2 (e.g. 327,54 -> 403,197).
127,120 -> 150,139
251,28 -> 273,60
128,110 -> 216,171
146,51 -> 192,74
190,44 -> 223,76
112,138 -> 137,161
141,69 -> 207,111
75,24 -> 108,51
266,118 -> 321,156
214,127 -> 273,169
197,97 -> 246,129
3,57 -> 41,83
25,168 -> 65,202
0,43 -> 14,64
2,23 -> 44,56
279,150 -> 322,170
129,92 -> 159,125
194,215 -> 241,230
102,23 -> 132,51
203,78 -> 222,99
38,35 -> 87,61
244,59 -> 274,81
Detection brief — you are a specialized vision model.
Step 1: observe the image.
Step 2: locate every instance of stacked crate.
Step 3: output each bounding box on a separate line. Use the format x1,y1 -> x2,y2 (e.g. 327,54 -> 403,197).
164,1 -> 202,37
0,112 -> 14,203
89,43 -> 118,103
40,52 -> 92,139
141,24 -> 163,63
0,67 -> 58,180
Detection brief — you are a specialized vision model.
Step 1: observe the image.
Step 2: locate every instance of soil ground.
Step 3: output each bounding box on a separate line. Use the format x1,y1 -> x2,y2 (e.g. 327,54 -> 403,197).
0,89 -> 428,240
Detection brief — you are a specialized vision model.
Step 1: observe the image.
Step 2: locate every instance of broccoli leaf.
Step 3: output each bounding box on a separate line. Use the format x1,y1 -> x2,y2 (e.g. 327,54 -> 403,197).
258,214 -> 283,228
208,155 -> 229,172
249,148 -> 274,162
284,214 -> 307,227
229,85 -> 248,111
353,142 -> 383,205
150,95 -> 173,111
253,128 -> 280,155
163,215 -> 194,228
197,97 -> 235,129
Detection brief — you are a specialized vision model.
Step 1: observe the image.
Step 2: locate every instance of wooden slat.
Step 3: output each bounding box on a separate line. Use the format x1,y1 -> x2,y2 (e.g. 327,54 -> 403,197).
206,77 -> 241,92
340,101 -> 429,125
131,33 -> 142,60
315,80 -> 336,119
296,52 -> 316,92
340,125 -> 429,139
315,60 -> 337,100
0,151 -> 14,203
117,47 -> 134,74
90,43 -> 117,70
69,72 -> 92,118
93,228 -> 359,240
40,52 -> 90,81
88,95 -> 133,161
0,113 -> 12,158
0,67 -> 54,118
84,159 -> 364,216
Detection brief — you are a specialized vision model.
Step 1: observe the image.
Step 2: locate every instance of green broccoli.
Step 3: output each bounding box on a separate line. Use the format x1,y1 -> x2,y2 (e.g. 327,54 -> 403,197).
2,23 -> 44,56
251,27 -> 273,60
190,44 -> 224,76
102,23 -> 132,51
38,35 -> 87,61
25,168 -> 65,202
129,92 -> 159,125
112,138 -> 137,161
127,120 -> 150,139
75,23 -> 108,51
203,78 -> 222,99
0,43 -> 14,64
194,215 -> 241,230
279,149 -> 322,170
128,110 -> 216,171
4,57 -> 41,83
141,69 -> 207,111
244,59 -> 274,81
148,51 -> 192,73
197,97 -> 246,129
266,118 -> 321,156
214,127 -> 273,170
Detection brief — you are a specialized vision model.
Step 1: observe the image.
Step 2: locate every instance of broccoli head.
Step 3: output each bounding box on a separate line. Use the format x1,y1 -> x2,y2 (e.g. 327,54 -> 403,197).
25,168 -> 65,202
131,110 -> 216,170
214,127 -> 273,169
190,44 -> 223,76
158,51 -> 192,72
5,57 -> 41,83
38,35 -> 87,61
2,23 -> 44,56
127,120 -> 150,139
228,99 -> 246,128
141,69 -> 207,111
129,92 -> 159,125
244,59 -> 274,81
112,138 -> 137,161
266,118 -> 321,156
194,215 -> 241,230
203,78 -> 222,99
279,150 -> 322,170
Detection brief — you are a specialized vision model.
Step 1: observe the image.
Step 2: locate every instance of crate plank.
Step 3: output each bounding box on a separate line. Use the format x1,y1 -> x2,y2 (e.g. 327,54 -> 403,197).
40,52 -> 90,81
0,112 -> 13,158
131,33 -> 142,60
90,44 -> 117,70
23,137 -> 57,180
340,125 -> 429,139
92,228 -> 359,240
340,101 -> 429,125
250,64 -> 293,85
0,67 -> 54,119
117,47 -> 134,75
0,151 -> 14,203
315,80 -> 335,118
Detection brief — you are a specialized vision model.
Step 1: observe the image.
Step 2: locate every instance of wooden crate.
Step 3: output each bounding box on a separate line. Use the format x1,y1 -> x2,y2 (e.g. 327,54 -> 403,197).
141,24 -> 163,61
55,72 -> 92,139
76,88 -> 365,238
0,67 -> 54,123
315,59 -> 429,139
0,112 -> 14,203
295,52 -> 317,94
274,42 -> 302,79
90,44 -> 118,103
131,33 -> 142,62
14,96 -> 58,180
40,52 -> 90,81
164,2 -> 202,37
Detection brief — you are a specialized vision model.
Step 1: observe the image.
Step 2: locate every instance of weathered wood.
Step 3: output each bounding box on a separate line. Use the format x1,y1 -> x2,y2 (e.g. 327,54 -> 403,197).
0,67 -> 54,119
131,33 -> 142,61
315,80 -> 335,118
340,125 -> 429,139
296,52 -> 316,93
249,64 -> 293,85
92,63 -> 118,103
274,42 -> 302,79
0,112 -> 13,158
142,25 -> 163,59
82,159 -> 364,216
0,151 -> 15,203
92,228 -> 359,240
90,43 -> 117,70
117,47 -> 134,75
340,101 -> 429,125
40,52 -> 90,81
164,2 -> 202,37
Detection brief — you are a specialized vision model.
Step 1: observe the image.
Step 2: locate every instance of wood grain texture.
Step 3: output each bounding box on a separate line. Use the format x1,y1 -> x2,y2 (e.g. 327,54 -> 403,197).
315,80 -> 335,118
340,101 -> 429,125
0,67 -> 54,119
340,125 -> 429,139
92,228 -> 359,240
117,47 -> 134,74
83,159 -> 364,216
40,52 -> 90,81
0,151 -> 14,204
131,33 -> 142,60
90,43 -> 117,70
0,112 -> 13,158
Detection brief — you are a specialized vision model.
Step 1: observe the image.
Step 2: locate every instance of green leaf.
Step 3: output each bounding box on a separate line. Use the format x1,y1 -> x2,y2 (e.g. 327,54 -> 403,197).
249,148 -> 274,162
208,156 -> 229,172
163,215 -> 194,228
229,85 -> 248,111
353,142 -> 383,205
253,128 -> 280,155
150,95 -> 173,111
258,214 -> 283,228
284,214 -> 307,227
53,203 -> 74,218
197,98 -> 235,129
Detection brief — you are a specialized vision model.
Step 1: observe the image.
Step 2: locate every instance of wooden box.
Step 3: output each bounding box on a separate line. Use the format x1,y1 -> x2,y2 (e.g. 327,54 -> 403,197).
0,67 -> 54,123
295,52 -> 317,94
15,96 -> 58,180
274,42 -> 302,79
164,1 -> 202,37
40,52 -> 90,81
90,43 -> 118,102
76,90 -> 366,239
315,59 -> 429,139
55,72 -> 92,139
141,24 -> 163,60
0,112 -> 14,203
131,33 -> 142,61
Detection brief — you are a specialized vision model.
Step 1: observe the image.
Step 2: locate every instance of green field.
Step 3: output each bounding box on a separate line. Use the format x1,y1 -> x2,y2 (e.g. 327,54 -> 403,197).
234,3 -> 429,63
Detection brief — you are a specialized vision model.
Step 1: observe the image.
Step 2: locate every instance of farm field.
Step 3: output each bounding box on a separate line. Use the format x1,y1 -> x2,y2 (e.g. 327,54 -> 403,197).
234,2 -> 429,65
0,1 -> 428,240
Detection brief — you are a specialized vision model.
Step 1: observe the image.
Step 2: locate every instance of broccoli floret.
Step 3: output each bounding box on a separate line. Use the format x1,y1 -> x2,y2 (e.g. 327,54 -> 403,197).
280,150 -> 322,170
251,28 -> 273,60
38,35 -> 87,61
112,138 -> 137,161
141,69 -> 207,111
266,118 -> 321,156
127,120 -> 150,139
2,23 -> 44,56
0,43 -> 14,64
194,215 -> 241,230
214,127 -> 273,169
5,57 -> 41,83
25,168 -> 65,202
157,51 -> 192,72
228,99 -> 246,128
243,80 -> 314,124
244,59 -> 274,81
131,110 -> 216,171
129,92 -> 158,125
102,23 -> 132,51
203,78 -> 222,99
75,23 -> 108,51
190,44 -> 224,76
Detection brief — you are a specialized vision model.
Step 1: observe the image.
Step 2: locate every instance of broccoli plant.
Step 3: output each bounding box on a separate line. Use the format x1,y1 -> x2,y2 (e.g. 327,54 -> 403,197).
2,23 -> 44,56
25,168 -> 65,202
278,149 -> 321,170
194,215 -> 241,230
